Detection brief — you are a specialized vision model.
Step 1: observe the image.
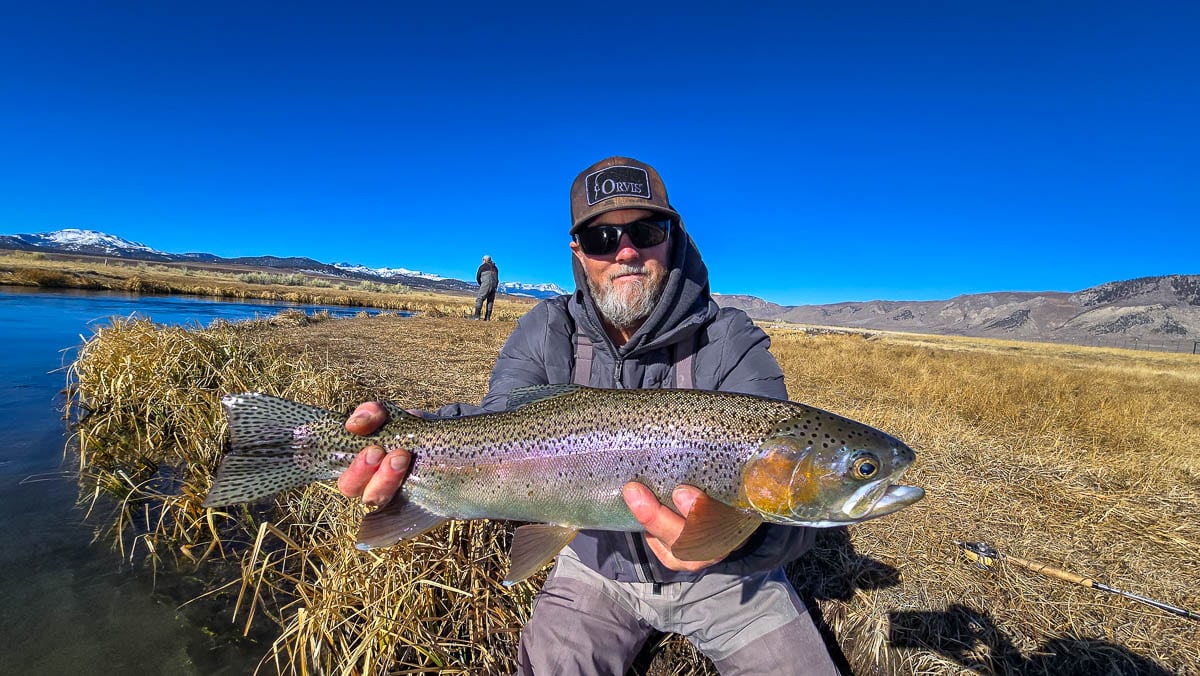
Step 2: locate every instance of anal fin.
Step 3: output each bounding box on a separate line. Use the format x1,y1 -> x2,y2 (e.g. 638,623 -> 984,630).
672,499 -> 763,562
355,495 -> 448,550
504,524 -> 579,586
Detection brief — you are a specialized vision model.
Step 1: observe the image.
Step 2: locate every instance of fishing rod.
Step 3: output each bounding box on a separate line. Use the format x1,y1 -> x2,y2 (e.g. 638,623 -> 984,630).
955,541 -> 1199,622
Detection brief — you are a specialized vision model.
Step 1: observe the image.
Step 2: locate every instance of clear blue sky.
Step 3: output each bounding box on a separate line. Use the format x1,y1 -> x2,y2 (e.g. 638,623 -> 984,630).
2,2 -> 1196,306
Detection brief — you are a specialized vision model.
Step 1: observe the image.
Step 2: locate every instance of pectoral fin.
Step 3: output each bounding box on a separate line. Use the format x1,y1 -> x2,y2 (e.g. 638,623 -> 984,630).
672,499 -> 764,562
355,495 -> 449,550
504,524 -> 579,586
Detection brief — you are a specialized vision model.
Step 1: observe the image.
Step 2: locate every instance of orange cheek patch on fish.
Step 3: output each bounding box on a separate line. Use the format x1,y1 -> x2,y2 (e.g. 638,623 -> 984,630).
740,439 -> 817,515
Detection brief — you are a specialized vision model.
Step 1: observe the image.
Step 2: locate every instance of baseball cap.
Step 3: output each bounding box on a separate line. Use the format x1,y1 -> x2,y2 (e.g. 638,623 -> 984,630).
569,156 -> 682,234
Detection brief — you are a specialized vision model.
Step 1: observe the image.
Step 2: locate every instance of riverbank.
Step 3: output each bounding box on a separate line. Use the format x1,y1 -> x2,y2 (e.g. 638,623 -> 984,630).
0,250 -> 535,320
69,313 -> 1200,674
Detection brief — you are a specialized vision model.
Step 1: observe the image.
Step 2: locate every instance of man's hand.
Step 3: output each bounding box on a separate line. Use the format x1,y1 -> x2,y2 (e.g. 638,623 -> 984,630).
622,482 -> 728,572
337,401 -> 412,507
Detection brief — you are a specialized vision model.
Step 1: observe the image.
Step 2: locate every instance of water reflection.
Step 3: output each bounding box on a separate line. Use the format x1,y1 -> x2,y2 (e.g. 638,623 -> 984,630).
0,287 -> 397,674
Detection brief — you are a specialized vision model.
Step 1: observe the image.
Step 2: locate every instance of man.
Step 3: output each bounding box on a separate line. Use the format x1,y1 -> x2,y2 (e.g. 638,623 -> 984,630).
338,157 -> 839,675
473,254 -> 499,320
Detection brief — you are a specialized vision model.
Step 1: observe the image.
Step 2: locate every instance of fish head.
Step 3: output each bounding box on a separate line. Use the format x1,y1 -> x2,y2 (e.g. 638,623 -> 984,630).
741,411 -> 924,526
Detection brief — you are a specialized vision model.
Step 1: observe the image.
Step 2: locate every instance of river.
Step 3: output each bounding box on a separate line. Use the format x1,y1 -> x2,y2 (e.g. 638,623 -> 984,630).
0,287 -> 400,674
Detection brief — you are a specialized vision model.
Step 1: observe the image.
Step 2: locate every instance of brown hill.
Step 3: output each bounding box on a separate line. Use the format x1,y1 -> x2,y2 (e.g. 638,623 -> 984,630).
716,275 -> 1200,350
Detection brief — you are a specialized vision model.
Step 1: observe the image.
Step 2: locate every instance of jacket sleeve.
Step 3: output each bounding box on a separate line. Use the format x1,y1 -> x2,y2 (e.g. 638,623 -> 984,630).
429,300 -> 561,417
708,308 -> 788,400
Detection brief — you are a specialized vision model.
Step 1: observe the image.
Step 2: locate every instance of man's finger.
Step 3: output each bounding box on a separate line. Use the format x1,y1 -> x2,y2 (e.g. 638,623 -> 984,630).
337,445 -> 385,497
346,401 -> 388,435
672,485 -> 705,515
622,482 -> 684,543
361,449 -> 411,507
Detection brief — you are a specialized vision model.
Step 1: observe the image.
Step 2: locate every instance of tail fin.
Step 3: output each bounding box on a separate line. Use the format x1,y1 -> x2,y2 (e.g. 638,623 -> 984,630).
201,393 -> 344,508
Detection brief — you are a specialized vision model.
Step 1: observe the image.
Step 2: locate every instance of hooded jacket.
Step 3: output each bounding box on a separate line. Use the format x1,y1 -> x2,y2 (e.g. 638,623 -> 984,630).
435,223 -> 814,582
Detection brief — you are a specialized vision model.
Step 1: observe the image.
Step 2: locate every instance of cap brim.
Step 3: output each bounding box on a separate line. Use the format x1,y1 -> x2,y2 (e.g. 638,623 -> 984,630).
570,203 -> 682,234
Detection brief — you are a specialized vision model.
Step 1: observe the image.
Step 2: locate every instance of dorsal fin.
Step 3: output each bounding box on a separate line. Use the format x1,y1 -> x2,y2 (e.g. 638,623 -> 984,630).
381,401 -> 426,423
506,384 -> 583,410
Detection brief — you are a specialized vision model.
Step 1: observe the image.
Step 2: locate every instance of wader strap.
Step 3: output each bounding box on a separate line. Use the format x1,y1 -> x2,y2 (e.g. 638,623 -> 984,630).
571,331 -> 698,388
573,332 -> 594,386
672,336 -> 696,389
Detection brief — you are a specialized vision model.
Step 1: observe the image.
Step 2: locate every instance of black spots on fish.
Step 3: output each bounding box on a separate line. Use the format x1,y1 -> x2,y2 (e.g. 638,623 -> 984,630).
769,407 -> 898,454
387,389 -> 907,517
222,393 -> 337,446
204,452 -> 316,506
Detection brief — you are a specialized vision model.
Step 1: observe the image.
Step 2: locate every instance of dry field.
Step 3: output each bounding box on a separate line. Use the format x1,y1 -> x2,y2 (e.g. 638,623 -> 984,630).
68,313 -> 1200,675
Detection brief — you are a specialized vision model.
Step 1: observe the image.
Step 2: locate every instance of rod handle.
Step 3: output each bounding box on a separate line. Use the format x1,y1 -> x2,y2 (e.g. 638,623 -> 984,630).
1004,554 -> 1095,587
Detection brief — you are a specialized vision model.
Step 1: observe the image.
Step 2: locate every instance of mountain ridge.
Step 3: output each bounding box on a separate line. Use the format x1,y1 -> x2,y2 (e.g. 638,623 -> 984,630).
715,274 -> 1199,346
0,229 -> 568,299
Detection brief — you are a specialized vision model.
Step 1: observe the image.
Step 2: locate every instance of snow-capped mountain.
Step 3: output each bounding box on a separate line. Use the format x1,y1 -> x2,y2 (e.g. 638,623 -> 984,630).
332,262 -> 450,281
335,263 -> 567,299
3,228 -> 177,260
500,281 -> 569,299
45,229 -> 161,254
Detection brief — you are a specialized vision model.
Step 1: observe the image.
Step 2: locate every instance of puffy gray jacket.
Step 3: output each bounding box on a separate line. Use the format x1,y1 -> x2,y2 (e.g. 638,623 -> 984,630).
434,223 -> 814,583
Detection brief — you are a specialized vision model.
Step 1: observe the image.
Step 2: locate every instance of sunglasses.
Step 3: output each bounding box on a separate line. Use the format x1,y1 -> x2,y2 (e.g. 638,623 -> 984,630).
574,218 -> 672,256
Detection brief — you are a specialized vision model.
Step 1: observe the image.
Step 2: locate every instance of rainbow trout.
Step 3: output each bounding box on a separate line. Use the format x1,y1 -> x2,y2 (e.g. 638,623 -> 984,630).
203,385 -> 924,583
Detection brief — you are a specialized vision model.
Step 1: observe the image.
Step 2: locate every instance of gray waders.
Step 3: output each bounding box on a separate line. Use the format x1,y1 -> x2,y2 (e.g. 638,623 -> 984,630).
515,332 -> 842,675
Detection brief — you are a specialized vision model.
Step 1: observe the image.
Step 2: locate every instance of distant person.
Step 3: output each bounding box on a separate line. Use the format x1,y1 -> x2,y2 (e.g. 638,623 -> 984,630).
340,157 -> 838,674
473,255 -> 499,320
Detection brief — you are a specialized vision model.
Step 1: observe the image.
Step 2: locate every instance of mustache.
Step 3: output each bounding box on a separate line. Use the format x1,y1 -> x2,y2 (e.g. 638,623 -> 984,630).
605,265 -> 647,282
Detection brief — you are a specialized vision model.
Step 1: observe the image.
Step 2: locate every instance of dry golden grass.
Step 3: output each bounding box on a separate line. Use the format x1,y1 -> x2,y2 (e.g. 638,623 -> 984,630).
766,328 -> 1200,675
68,315 -> 1200,675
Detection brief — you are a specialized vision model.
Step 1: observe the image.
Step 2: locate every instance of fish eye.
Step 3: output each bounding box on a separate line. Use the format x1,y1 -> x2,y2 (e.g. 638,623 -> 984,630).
850,454 -> 880,480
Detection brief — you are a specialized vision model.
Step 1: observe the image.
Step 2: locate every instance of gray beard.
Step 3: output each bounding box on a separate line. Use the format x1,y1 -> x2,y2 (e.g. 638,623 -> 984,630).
587,266 -> 666,331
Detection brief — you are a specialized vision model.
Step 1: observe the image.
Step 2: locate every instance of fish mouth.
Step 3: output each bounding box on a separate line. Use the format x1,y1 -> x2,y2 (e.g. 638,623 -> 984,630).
840,476 -> 925,521
779,481 -> 924,527
779,476 -> 925,527
853,484 -> 925,519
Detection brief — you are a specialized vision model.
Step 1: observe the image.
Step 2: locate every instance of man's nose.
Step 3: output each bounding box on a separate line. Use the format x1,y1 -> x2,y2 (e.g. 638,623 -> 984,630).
613,233 -> 641,261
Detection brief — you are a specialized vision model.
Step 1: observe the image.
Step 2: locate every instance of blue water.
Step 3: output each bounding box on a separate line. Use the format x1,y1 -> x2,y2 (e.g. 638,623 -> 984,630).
0,287 -> 401,674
